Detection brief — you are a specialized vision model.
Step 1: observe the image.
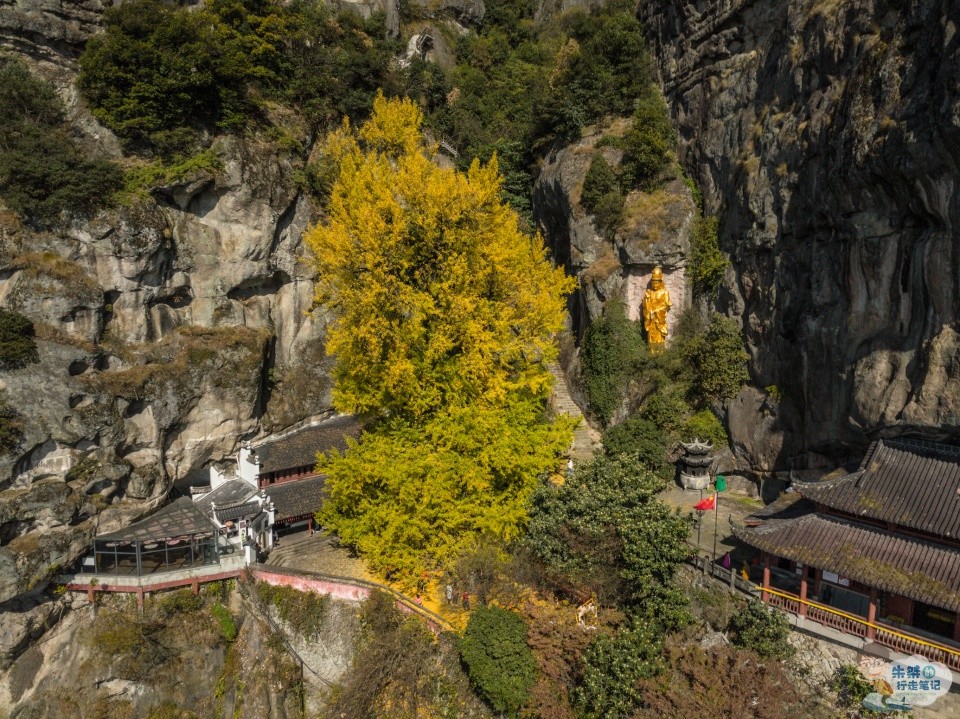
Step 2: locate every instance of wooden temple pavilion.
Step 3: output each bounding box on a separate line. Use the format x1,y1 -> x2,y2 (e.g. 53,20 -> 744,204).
252,415 -> 362,488
92,497 -> 219,576
734,438 -> 960,668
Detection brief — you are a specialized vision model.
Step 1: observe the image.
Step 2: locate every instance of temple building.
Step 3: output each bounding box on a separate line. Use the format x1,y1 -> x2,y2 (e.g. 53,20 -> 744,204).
734,438 -> 960,669
206,414 -> 362,532
88,486 -> 273,577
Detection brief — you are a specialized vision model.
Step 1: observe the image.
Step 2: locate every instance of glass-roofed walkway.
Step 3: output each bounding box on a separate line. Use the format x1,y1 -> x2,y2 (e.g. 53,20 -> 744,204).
91,497 -> 220,576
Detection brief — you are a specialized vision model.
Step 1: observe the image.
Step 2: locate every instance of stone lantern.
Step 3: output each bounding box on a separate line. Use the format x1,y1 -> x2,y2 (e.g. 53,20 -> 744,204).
679,439 -> 713,490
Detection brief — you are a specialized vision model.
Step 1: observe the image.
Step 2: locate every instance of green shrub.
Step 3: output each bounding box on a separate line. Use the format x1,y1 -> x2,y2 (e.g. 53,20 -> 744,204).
575,618 -> 665,719
601,417 -> 669,476
689,214 -> 727,297
683,409 -> 728,447
527,454 -> 691,609
618,86 -> 676,191
727,599 -> 794,659
256,582 -> 327,640
211,603 -> 238,642
0,58 -> 120,224
0,309 -> 39,370
581,154 -> 625,236
581,301 -> 646,424
830,664 -> 873,709
541,7 -> 654,143
78,0 -> 259,155
459,606 -> 536,716
78,0 -> 400,157
681,313 -> 750,402
637,380 -> 690,434
155,589 -> 204,616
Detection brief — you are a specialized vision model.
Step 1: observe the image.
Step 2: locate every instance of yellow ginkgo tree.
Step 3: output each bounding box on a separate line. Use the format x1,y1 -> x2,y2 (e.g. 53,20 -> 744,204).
305,94 -> 576,583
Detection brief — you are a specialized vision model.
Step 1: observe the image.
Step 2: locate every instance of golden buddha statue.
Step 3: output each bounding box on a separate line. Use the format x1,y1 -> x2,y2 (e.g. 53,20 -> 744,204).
642,266 -> 671,350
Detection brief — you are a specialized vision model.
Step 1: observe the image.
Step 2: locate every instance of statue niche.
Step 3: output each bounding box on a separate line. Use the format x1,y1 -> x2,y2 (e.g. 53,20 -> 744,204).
641,266 -> 671,351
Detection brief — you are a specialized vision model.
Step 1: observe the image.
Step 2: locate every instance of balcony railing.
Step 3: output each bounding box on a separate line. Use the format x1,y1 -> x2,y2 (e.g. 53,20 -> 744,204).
687,552 -> 960,671
763,586 -> 960,671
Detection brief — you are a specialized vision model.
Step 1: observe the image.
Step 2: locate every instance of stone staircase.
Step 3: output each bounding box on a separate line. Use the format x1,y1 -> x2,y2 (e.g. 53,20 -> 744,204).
547,362 -> 600,463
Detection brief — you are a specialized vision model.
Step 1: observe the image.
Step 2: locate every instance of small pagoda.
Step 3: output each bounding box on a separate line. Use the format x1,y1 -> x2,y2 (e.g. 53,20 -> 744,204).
679,439 -> 713,490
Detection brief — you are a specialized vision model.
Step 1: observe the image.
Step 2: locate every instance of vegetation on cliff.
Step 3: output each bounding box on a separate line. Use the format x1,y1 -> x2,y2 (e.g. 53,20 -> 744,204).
0,58 -> 120,225
78,0 -> 400,157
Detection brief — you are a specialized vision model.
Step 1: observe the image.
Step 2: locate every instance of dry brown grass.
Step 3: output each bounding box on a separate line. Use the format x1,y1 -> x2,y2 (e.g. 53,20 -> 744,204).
581,247 -> 621,283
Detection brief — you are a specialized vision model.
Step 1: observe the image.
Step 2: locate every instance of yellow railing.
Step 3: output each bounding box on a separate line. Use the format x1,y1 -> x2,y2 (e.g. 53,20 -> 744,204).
760,585 -> 960,663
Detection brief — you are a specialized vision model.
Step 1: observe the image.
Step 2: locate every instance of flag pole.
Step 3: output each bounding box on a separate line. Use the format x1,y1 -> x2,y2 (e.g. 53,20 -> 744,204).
712,489 -> 719,562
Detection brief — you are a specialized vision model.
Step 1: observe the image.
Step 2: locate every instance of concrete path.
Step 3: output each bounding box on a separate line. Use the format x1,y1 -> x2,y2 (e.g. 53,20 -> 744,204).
267,531 -> 372,582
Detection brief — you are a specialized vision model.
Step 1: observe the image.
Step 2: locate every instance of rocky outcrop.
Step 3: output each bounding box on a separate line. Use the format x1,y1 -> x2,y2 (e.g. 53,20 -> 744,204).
533,121 -> 697,339
1,589 -> 304,718
641,0 -> 960,468
0,3 -> 334,607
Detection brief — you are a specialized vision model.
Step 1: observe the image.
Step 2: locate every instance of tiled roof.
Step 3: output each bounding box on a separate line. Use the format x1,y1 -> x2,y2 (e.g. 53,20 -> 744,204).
744,492 -> 816,525
194,480 -> 258,513
215,501 -> 263,523
255,415 -> 362,474
97,497 -> 217,542
794,439 -> 960,539
733,513 -> 960,611
266,475 -> 327,521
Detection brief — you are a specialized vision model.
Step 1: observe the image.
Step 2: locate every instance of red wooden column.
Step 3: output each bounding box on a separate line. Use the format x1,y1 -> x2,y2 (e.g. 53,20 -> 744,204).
799,568 -> 808,618
867,588 -> 878,641
953,611 -> 960,643
761,554 -> 771,602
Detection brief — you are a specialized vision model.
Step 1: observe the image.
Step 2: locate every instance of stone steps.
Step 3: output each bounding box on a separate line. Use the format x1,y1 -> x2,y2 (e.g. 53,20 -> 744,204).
547,362 -> 600,463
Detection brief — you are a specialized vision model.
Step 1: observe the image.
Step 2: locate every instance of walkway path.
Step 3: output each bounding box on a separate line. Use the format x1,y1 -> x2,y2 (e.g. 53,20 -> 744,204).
547,362 -> 600,463
267,531 -> 372,581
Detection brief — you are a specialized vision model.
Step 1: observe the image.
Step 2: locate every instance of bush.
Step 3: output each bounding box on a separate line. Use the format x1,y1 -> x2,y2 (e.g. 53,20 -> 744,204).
0,58 -> 120,224
581,301 -> 646,424
575,618 -> 665,719
727,599 -> 794,659
830,664 -> 873,709
618,86 -> 676,191
581,154 -> 624,237
681,313 -> 750,402
683,408 -> 728,447
635,635 -> 809,719
459,606 -> 536,716
78,0 -> 259,155
211,603 -> 238,642
541,7 -> 654,143
600,418 -> 669,476
256,582 -> 327,640
0,309 -> 39,370
78,0 -> 401,156
527,454 -> 691,609
155,589 -> 204,616
689,214 -> 727,296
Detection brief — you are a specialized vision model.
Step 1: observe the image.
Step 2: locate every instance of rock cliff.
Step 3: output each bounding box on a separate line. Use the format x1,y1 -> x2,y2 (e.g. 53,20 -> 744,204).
641,0 -> 960,468
533,121 -> 697,340
0,1 -> 332,606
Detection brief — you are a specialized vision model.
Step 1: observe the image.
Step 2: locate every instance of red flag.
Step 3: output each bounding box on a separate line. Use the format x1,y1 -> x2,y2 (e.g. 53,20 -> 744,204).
694,495 -> 716,511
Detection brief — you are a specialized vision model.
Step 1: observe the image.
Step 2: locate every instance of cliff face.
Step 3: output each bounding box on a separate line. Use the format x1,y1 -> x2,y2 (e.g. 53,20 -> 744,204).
0,2 -> 333,605
533,122 -> 696,341
641,0 -> 960,468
